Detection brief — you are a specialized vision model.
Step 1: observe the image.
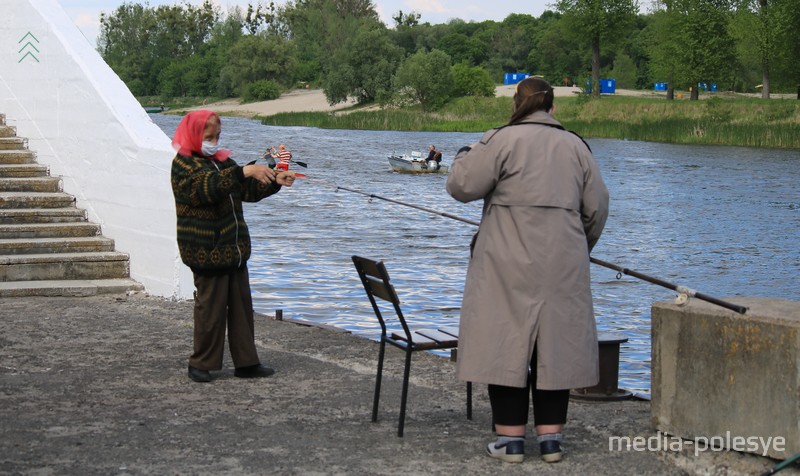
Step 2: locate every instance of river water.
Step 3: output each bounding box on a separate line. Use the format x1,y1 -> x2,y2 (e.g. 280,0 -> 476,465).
152,114 -> 800,397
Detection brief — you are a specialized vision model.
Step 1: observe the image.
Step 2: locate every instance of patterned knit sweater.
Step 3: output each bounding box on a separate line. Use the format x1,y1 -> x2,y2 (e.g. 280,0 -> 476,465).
171,153 -> 281,274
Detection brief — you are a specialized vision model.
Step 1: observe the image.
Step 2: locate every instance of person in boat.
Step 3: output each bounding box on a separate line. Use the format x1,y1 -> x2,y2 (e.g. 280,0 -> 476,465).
446,77 -> 609,464
261,146 -> 277,168
426,145 -> 443,163
276,144 -> 292,171
170,110 -> 296,384
425,145 -> 443,170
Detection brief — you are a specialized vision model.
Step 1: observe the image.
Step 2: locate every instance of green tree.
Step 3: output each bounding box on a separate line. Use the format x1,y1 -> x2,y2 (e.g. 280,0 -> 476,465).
620,15 -> 655,89
450,63 -> 496,97
438,33 -> 473,64
392,10 -> 420,27
731,0 -> 794,97
282,0 -> 381,85
245,1 -> 278,35
99,1 -> 219,97
555,0 -> 638,97
470,21 -> 501,75
487,14 -> 538,74
242,79 -> 283,102
784,3 -> 800,95
393,49 -> 453,110
646,0 -> 734,99
323,26 -> 403,104
527,11 -> 586,84
440,20 -> 492,67
218,34 -> 298,96
157,55 -> 215,97
686,0 -> 735,99
607,52 -> 638,88
646,2 -> 683,98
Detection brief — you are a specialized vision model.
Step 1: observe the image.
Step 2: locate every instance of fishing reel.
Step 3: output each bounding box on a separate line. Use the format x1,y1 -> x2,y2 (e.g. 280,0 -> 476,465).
674,285 -> 694,306
674,293 -> 690,306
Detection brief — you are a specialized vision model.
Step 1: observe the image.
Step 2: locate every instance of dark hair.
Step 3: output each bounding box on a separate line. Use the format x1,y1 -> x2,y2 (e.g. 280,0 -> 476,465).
508,77 -> 554,125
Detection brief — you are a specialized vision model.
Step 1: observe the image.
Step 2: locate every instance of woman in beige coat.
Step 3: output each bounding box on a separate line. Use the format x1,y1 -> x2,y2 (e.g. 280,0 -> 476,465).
446,77 -> 609,464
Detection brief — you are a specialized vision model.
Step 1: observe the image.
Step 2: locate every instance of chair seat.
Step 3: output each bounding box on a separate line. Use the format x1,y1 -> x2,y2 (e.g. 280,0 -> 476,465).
390,328 -> 458,350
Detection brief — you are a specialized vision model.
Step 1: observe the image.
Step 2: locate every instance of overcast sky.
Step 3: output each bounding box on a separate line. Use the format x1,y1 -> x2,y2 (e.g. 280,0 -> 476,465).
59,0 -> 557,46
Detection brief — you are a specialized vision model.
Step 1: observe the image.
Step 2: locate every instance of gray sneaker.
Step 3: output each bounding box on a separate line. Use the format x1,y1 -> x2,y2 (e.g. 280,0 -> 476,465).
486,439 -> 525,463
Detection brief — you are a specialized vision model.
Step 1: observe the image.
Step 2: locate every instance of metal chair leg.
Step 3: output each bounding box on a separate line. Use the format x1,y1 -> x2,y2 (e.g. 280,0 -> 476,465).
467,381 -> 473,420
372,339 -> 386,423
397,348 -> 413,437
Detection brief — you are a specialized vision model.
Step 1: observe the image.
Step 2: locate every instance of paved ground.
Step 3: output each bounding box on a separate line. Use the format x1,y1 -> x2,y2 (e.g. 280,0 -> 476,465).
0,293 -> 795,475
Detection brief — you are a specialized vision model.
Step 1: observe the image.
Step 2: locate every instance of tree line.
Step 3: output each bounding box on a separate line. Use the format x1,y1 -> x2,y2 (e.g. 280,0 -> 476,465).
97,0 -> 800,108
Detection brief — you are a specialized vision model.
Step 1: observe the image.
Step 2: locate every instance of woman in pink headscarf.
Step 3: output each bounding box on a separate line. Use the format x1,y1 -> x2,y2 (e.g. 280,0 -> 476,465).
170,110 -> 295,383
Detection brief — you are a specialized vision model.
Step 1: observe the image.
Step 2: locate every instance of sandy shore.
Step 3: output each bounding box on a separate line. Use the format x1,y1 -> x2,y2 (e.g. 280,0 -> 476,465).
186,85 -> 659,118
182,85 -> 793,119
185,88 -> 359,117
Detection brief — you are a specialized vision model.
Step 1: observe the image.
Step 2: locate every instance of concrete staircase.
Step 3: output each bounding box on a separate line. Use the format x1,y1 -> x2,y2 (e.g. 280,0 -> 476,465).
0,113 -> 144,297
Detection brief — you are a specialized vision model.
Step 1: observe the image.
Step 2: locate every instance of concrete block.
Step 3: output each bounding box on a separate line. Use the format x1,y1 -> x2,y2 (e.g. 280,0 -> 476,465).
652,297 -> 799,459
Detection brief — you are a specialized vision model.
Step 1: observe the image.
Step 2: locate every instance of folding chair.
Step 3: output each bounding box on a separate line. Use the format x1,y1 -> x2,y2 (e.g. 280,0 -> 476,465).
351,255 -> 472,437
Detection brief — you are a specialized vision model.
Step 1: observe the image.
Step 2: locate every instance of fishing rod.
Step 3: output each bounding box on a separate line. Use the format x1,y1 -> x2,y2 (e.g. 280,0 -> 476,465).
760,452 -> 800,476
589,257 -> 747,314
335,184 -> 481,227
300,177 -> 748,315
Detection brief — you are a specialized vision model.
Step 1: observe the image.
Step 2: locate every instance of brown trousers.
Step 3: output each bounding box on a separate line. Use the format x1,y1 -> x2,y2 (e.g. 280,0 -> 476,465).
189,267 -> 261,371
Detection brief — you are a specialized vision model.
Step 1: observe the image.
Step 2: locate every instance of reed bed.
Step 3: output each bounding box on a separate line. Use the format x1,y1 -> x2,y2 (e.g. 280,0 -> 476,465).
258,95 -> 800,149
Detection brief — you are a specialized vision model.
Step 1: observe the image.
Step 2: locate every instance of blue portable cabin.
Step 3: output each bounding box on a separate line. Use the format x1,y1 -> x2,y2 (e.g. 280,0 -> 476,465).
696,82 -> 719,92
600,79 -> 616,94
584,78 -> 617,94
504,73 -> 530,85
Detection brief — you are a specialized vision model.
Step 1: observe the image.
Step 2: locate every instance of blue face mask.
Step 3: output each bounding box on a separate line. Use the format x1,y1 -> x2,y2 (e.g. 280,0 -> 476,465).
201,141 -> 219,157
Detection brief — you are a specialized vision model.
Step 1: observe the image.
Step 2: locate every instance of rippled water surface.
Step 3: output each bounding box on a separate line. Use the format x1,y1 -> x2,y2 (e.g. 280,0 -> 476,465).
152,114 -> 800,396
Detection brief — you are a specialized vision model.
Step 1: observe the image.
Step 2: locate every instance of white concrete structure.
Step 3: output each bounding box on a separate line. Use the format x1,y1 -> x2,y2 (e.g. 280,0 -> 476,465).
0,0 -> 193,298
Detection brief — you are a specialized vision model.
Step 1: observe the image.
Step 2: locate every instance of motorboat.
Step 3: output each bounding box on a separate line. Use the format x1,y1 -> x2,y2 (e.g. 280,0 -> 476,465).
387,151 -> 448,174
143,105 -> 169,113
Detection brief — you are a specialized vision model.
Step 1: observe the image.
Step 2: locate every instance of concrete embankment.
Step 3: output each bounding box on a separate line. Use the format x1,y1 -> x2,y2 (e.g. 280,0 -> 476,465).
0,294 -> 794,475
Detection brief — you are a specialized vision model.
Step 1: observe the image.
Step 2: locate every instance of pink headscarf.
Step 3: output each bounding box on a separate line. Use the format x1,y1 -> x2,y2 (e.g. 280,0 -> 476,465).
171,110 -> 232,162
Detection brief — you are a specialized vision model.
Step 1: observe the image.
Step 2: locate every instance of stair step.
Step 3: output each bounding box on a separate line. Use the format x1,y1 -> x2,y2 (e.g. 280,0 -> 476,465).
0,126 -> 15,138
0,150 -> 35,164
0,236 -> 115,254
0,192 -> 75,209
0,222 -> 100,239
0,113 -> 143,295
0,177 -> 61,192
0,208 -> 86,224
0,251 -> 131,281
0,278 -> 144,297
0,137 -> 25,150
0,164 -> 49,178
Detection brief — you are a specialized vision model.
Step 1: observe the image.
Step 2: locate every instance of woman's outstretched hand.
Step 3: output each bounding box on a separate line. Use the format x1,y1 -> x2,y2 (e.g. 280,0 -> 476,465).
243,164 -> 276,185
276,170 -> 296,187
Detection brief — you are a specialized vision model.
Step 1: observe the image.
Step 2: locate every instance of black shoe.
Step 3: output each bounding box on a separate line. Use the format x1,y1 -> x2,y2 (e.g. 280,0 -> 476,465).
188,365 -> 211,383
540,440 -> 563,463
234,364 -> 275,378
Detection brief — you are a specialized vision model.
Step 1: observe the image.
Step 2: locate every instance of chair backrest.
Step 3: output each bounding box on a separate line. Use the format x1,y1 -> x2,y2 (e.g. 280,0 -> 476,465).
352,255 -> 414,342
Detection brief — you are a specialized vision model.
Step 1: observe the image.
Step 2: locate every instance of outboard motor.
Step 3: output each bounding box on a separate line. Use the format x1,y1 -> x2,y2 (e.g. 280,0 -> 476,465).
426,160 -> 440,171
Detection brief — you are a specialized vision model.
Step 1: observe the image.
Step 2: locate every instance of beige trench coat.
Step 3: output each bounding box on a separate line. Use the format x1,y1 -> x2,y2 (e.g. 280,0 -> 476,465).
446,111 -> 609,390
